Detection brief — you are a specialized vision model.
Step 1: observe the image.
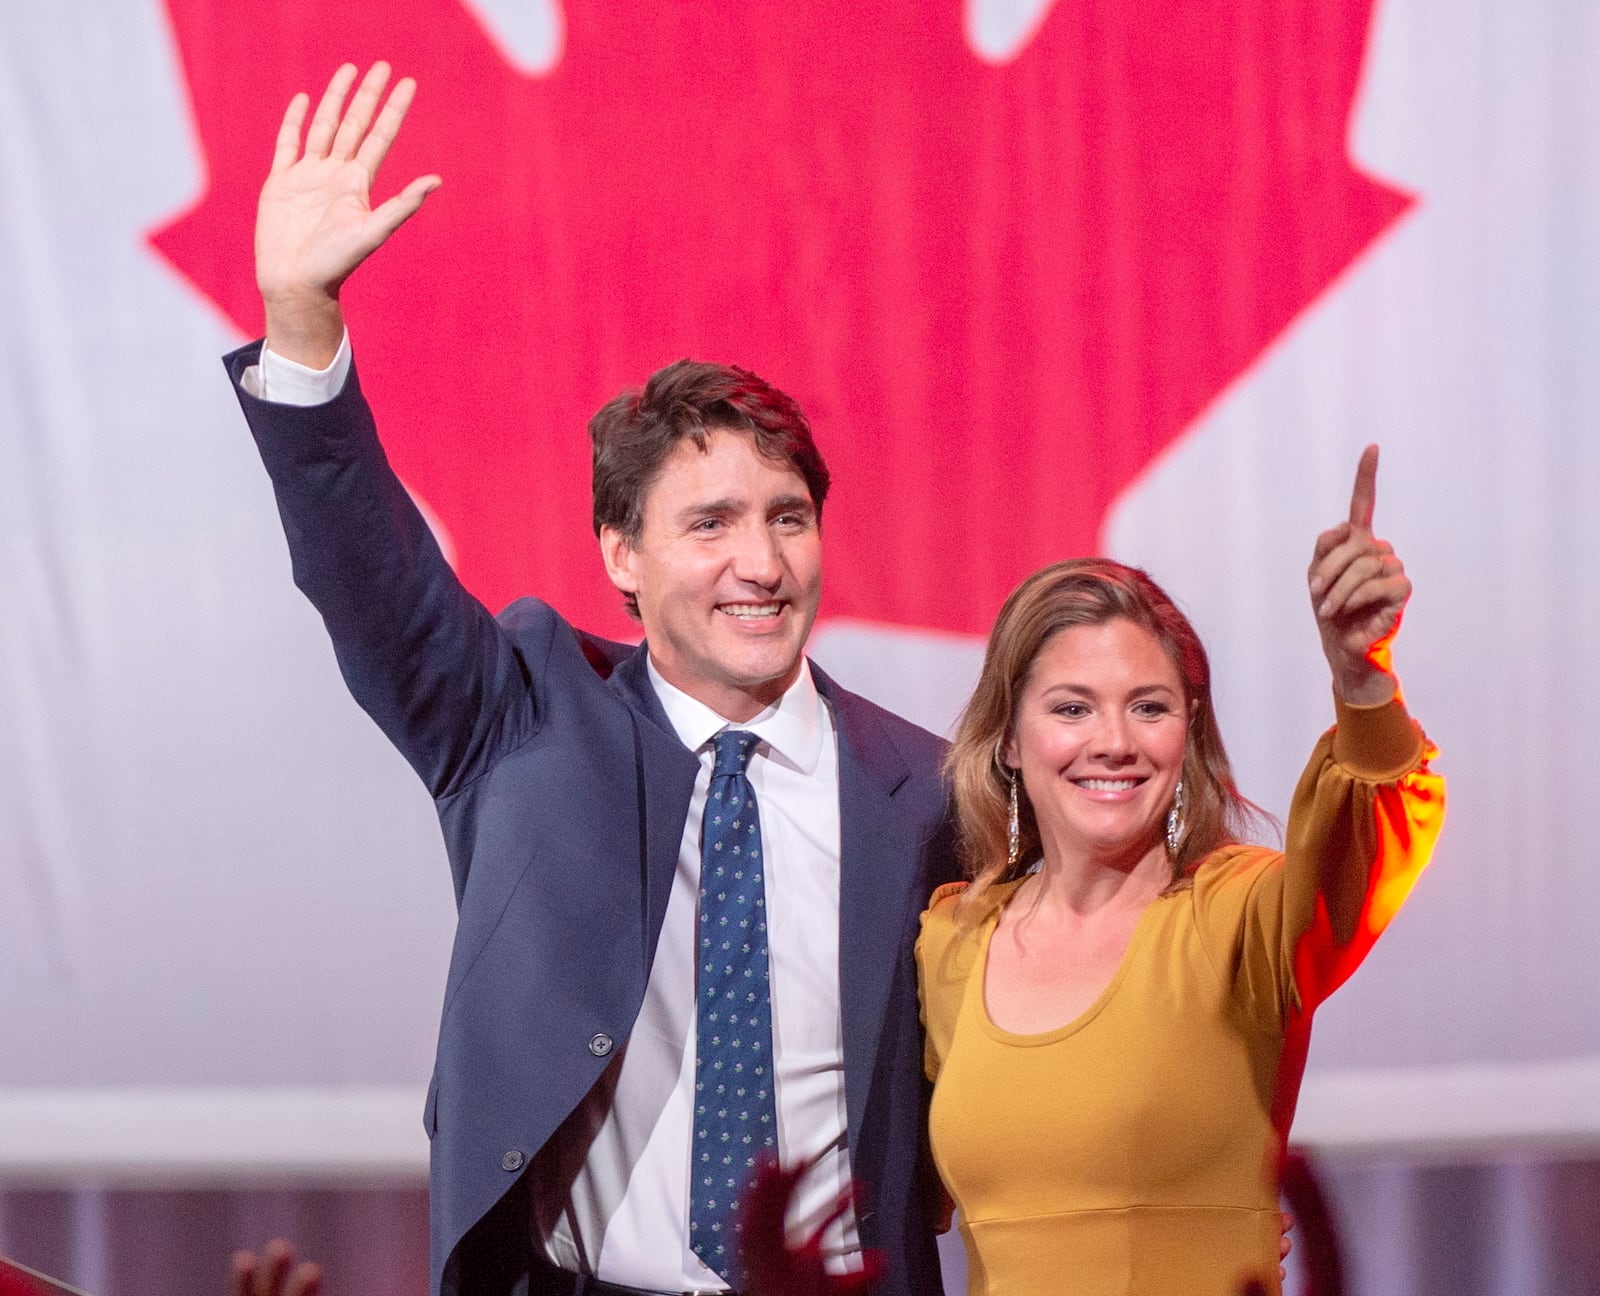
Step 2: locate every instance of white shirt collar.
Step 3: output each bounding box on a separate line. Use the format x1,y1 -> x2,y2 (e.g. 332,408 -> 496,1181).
646,655 -> 827,775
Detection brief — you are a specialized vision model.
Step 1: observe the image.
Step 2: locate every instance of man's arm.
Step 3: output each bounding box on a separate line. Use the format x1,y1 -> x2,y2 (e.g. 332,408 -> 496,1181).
232,65 -> 537,801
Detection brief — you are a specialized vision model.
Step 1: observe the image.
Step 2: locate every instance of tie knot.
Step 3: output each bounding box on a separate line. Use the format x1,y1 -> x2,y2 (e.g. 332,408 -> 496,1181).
711,729 -> 760,778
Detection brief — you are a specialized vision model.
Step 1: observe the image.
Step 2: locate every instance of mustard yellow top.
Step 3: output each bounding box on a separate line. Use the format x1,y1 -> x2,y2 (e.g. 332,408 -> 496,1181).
916,697 -> 1444,1296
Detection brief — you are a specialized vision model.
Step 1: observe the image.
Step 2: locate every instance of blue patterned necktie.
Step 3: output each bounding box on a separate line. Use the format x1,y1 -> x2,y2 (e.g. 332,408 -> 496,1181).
690,729 -> 778,1286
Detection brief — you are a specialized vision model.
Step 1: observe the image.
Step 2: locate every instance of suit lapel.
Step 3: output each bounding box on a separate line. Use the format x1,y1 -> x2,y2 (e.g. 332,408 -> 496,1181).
609,647 -> 700,963
816,666 -> 922,1144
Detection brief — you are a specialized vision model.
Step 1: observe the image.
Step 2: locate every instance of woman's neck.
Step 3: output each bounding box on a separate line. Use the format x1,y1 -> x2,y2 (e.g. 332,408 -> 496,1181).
1021,840 -> 1171,919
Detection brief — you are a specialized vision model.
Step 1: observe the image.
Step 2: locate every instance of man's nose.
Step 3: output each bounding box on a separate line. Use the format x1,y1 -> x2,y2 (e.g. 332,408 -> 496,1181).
731,523 -> 783,586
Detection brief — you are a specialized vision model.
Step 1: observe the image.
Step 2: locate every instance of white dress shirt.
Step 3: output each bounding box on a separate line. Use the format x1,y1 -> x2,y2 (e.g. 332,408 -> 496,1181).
534,659 -> 857,1289
249,340 -> 860,1288
240,333 -> 353,402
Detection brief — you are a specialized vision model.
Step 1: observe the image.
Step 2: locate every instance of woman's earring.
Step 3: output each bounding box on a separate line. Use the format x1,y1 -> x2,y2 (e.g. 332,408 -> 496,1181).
1007,768 -> 1021,867
1165,779 -> 1186,858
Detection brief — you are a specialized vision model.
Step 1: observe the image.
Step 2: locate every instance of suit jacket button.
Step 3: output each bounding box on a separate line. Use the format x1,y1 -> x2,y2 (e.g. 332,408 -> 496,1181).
588,1033 -> 614,1057
501,1150 -> 524,1172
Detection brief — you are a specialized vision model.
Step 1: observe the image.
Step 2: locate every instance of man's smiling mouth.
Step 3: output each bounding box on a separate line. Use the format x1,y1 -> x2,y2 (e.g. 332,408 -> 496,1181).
718,602 -> 784,620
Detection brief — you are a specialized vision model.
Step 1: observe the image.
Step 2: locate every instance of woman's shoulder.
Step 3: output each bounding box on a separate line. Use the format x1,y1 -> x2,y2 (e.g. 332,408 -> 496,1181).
918,880 -> 971,953
920,876 -> 1028,924
1192,843 -> 1282,880
918,877 -> 1020,977
1185,844 -> 1286,904
1173,845 -> 1293,946
926,879 -> 970,912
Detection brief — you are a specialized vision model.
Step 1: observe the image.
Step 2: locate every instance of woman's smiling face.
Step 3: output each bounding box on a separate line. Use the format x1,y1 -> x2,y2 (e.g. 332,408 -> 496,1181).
1004,617 -> 1189,871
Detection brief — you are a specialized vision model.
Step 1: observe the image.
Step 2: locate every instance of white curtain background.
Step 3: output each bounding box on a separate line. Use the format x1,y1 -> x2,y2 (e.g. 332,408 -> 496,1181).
2,1 -> 1598,1292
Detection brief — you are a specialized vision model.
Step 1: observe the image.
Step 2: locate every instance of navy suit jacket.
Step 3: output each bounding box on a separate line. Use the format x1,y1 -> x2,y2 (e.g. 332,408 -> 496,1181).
226,344 -> 957,1296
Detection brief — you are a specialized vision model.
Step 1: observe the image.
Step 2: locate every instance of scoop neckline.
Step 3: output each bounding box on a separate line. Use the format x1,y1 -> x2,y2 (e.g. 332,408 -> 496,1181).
972,880 -> 1163,1046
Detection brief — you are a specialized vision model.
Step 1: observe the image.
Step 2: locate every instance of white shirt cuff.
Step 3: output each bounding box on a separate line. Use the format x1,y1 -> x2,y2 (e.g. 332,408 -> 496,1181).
240,331 -> 353,405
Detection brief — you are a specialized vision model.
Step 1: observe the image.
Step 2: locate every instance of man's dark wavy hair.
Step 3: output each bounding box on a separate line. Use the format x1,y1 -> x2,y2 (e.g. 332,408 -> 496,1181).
589,359 -> 831,618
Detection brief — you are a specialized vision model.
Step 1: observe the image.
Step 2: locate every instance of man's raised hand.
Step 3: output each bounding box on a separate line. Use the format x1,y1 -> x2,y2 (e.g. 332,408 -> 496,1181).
1307,444 -> 1411,705
256,62 -> 441,368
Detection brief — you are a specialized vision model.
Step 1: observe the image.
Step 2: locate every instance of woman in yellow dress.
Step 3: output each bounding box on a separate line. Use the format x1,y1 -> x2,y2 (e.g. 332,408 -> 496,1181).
916,446 -> 1444,1295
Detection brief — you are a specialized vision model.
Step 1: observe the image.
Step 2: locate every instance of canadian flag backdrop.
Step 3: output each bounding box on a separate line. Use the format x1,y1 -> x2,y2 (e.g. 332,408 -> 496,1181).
1,0 -> 1598,1185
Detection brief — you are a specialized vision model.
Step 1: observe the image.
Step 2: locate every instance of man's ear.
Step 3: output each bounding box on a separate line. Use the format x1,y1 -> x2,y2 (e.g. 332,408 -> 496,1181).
599,526 -> 639,597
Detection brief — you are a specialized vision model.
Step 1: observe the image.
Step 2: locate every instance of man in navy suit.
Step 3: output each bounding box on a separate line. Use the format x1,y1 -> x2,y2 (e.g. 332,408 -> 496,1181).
230,62 -> 955,1296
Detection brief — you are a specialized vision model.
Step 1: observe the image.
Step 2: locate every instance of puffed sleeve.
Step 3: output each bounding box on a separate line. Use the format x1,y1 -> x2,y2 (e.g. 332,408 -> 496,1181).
916,881 -> 974,1082
1191,694 -> 1445,1032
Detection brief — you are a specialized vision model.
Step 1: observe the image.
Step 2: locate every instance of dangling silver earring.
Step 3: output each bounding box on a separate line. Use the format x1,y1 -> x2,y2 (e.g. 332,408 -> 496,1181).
1165,779 -> 1186,858
1007,768 -> 1021,868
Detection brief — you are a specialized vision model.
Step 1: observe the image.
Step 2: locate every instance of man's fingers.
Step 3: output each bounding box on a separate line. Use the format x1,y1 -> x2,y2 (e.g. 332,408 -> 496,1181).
354,75 -> 418,179
369,174 -> 442,245
1348,443 -> 1379,530
330,62 -> 393,162
304,63 -> 359,160
271,93 -> 310,175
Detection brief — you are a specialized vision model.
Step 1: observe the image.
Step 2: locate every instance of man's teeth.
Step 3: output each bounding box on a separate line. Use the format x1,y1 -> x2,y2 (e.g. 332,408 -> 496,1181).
1076,778 -> 1140,791
720,604 -> 781,619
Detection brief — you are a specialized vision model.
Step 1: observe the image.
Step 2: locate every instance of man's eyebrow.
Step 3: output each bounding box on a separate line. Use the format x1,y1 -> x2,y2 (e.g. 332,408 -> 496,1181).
675,497 -> 741,520
671,494 -> 816,523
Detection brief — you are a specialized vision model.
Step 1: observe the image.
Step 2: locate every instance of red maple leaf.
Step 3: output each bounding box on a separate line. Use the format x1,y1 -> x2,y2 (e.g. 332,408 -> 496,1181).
151,0 -> 1409,639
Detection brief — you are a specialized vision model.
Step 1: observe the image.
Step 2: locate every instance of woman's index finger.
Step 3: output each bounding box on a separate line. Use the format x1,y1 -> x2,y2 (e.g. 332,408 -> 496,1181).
1349,444 -> 1379,529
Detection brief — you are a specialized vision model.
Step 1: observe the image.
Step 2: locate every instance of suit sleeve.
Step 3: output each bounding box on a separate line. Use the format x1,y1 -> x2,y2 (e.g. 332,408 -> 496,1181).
1192,695 -> 1445,1029
225,341 -> 539,798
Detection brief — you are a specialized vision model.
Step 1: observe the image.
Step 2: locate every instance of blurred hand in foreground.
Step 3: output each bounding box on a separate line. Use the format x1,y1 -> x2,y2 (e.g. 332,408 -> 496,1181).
739,1157 -> 884,1296
232,1239 -> 322,1296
